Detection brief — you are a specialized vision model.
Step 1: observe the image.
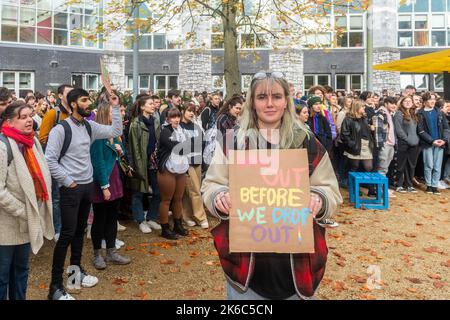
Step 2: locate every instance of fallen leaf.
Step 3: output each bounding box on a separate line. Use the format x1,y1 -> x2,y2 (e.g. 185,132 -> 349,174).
115,288 -> 125,294
405,233 -> 417,238
349,275 -> 367,284
360,285 -> 371,292
137,281 -> 146,286
170,267 -> 180,273
436,236 -> 447,240
441,260 -> 450,267
433,281 -> 445,289
183,289 -> 198,297
159,259 -> 176,265
139,243 -> 151,247
189,251 -> 200,258
416,223 -> 424,227
138,248 -> 146,253
405,277 -> 422,284
336,260 -> 346,267
424,247 -> 443,254
148,250 -> 161,256
112,278 -> 129,285
321,278 -> 332,285
406,287 -> 417,293
134,291 -> 149,300
39,283 -> 47,290
332,281 -> 347,292
427,273 -> 441,280
182,261 -> 191,267
438,200 -> 448,204
125,246 -> 135,251
382,228 -> 389,232
205,260 -> 221,266
395,240 -> 412,247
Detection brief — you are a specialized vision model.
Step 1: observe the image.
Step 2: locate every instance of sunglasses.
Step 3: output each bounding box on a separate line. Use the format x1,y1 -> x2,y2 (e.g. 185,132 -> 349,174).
252,71 -> 285,81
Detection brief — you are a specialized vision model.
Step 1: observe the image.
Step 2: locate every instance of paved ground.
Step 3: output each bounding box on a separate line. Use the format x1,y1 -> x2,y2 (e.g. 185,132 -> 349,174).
27,188 -> 449,300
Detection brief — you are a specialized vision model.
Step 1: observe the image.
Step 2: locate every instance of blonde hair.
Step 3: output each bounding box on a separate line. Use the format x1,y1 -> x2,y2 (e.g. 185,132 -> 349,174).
237,77 -> 305,149
35,100 -> 49,117
348,100 -> 365,119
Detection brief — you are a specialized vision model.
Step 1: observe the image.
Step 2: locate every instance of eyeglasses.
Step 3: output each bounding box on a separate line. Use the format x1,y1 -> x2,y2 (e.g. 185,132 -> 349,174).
252,71 -> 285,81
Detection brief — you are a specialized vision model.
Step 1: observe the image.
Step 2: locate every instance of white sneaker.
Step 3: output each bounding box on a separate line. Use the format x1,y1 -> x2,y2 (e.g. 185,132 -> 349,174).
86,224 -> 92,239
139,222 -> 152,234
388,189 -> 397,198
168,210 -> 173,217
438,180 -> 449,190
116,239 -> 125,248
200,220 -> 209,229
146,220 -> 161,230
117,222 -> 126,232
67,268 -> 98,289
184,219 -> 196,227
50,288 -> 75,300
317,219 -> 339,228
101,240 -> 106,249
54,233 -> 60,242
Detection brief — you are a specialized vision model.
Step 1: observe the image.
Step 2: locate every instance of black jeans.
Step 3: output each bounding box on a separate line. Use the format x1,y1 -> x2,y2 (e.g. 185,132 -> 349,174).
92,199 -> 120,250
50,183 -> 93,289
396,142 -> 420,188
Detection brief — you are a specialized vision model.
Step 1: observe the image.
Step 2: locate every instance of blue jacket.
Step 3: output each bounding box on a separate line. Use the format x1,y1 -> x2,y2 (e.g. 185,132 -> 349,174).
90,137 -> 124,188
417,107 -> 450,148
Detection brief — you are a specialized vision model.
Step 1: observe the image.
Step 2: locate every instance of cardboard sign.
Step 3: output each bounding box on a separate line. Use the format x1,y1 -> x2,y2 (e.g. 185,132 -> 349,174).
228,149 -> 314,253
100,58 -> 113,95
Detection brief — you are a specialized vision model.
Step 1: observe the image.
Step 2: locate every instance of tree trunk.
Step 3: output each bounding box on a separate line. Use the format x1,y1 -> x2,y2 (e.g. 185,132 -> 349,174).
222,1 -> 241,99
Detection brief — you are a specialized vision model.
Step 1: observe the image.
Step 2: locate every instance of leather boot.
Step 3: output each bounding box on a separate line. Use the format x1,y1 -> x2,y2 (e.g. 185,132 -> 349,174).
173,218 -> 188,236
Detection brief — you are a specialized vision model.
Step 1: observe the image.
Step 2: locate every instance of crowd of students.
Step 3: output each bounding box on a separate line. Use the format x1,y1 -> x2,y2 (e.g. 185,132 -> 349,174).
0,76 -> 449,301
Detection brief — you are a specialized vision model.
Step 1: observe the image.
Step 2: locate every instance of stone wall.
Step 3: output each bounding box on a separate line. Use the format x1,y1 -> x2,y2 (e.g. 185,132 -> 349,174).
178,51 -> 212,92
101,53 -> 126,91
269,49 -> 304,91
373,48 -> 401,94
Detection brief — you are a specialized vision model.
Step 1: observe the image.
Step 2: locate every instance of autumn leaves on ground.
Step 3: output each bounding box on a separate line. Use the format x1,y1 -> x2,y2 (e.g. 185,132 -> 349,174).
27,189 -> 449,300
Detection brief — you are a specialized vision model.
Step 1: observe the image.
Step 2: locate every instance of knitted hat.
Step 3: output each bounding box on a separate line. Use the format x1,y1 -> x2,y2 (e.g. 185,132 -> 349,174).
307,95 -> 322,108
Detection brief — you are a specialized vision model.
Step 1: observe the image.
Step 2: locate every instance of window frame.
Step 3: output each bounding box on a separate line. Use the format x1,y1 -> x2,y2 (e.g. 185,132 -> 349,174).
0,70 -> 35,96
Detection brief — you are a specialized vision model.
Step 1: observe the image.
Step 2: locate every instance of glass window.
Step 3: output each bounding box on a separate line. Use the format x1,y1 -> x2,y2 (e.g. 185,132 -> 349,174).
211,34 -> 224,49
69,14 -> 83,30
53,1 -> 68,12
336,32 -> 348,47
153,34 -> 166,49
155,76 -> 166,91
37,0 -> 52,10
127,76 -> 133,90
317,75 -> 330,86
70,31 -> 82,46
398,31 -> 413,46
415,15 -> 428,29
85,0 -> 99,15
85,15 -> 98,30
140,75 -> 149,89
349,32 -> 363,47
304,76 -> 314,90
87,75 -> 99,90
336,75 -> 346,90
432,15 -> 445,28
2,5 -> 18,25
20,7 -> 36,26
335,16 -> 346,29
398,15 -> 412,29
255,34 -> 269,48
447,30 -> 450,45
139,35 -> 152,50
434,74 -> 444,89
169,76 -> 178,90
2,24 -> 18,41
20,26 -> 35,43
2,72 -> 15,89
54,12 -> 68,29
54,29 -> 68,45
414,30 -> 429,46
19,73 -> 31,89
241,34 -> 255,48
414,0 -> 429,12
37,27 -> 51,44
431,0 -> 446,11
349,16 -> 363,30
399,2 -> 413,12
351,75 -> 362,90
431,31 -> 446,45
349,0 -> 364,13
37,10 -> 52,28
71,74 -> 83,88
212,75 -> 224,90
242,75 -> 252,91
414,74 -> 428,89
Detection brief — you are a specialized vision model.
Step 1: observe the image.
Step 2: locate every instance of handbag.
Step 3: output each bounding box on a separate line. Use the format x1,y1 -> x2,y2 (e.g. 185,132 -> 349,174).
119,154 -> 145,181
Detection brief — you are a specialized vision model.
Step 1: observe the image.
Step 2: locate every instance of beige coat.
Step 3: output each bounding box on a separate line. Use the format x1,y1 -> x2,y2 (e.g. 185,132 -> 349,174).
0,137 -> 54,254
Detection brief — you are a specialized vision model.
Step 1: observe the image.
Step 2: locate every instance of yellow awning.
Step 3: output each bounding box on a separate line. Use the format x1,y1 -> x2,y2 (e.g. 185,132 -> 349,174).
373,49 -> 450,73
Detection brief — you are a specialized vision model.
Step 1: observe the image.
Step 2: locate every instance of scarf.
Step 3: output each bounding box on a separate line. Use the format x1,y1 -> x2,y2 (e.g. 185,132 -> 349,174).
1,123 -> 49,201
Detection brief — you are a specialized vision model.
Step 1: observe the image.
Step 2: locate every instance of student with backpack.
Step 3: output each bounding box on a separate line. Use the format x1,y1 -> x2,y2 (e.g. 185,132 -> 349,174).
0,101 -> 53,300
45,88 -> 122,300
38,84 -> 73,241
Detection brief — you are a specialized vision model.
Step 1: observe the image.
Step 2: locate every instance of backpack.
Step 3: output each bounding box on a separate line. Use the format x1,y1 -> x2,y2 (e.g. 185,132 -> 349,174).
57,120 -> 92,163
0,133 -> 13,166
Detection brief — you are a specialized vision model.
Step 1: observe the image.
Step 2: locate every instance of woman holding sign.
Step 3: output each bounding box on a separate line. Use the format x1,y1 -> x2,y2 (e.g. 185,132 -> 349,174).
201,72 -> 342,300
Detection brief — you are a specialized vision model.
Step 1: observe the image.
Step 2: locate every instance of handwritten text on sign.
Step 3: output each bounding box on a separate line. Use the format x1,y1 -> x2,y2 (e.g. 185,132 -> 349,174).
229,149 -> 314,253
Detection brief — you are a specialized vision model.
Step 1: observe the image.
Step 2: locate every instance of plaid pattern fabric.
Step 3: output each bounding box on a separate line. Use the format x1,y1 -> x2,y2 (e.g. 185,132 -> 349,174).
211,134 -> 329,297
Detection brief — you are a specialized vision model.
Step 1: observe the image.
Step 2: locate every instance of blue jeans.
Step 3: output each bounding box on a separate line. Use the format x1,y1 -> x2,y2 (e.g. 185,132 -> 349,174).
0,243 -> 30,300
423,146 -> 444,187
132,170 -> 160,223
52,177 -> 61,234
226,282 -> 302,300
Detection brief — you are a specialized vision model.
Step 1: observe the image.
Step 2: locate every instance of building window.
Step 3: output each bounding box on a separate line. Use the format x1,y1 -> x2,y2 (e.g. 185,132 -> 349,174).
397,0 -> 450,47
242,75 -> 253,92
154,75 -> 178,96
71,73 -> 100,91
0,1 -> 103,48
126,75 -> 152,93
212,75 -> 225,92
400,73 -> 429,90
334,8 -> 364,48
303,74 -> 330,90
433,73 -> 444,91
335,74 -> 362,92
0,71 -> 34,98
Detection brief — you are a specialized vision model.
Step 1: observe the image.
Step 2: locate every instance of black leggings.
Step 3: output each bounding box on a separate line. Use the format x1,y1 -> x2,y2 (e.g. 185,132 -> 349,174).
348,159 -> 373,173
92,199 -> 120,250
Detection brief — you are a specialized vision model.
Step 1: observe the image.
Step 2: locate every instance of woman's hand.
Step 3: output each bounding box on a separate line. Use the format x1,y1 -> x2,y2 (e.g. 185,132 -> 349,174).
109,94 -> 119,106
309,192 -> 323,218
114,143 -> 123,155
214,191 -> 232,215
127,167 -> 134,177
102,188 -> 111,201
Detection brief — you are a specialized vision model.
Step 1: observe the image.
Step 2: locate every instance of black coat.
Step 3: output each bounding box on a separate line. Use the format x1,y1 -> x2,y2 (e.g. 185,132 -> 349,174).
340,116 -> 374,156
417,107 -> 450,148
307,114 -> 332,153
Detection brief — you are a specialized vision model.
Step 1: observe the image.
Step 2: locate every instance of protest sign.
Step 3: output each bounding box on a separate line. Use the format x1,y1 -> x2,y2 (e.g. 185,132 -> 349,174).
228,149 -> 314,253
100,58 -> 113,95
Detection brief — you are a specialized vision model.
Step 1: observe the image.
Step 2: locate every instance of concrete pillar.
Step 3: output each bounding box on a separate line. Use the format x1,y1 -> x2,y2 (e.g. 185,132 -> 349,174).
269,49 -> 304,91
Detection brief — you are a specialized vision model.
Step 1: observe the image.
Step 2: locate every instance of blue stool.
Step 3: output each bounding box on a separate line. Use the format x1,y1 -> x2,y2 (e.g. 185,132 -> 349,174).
348,172 -> 389,210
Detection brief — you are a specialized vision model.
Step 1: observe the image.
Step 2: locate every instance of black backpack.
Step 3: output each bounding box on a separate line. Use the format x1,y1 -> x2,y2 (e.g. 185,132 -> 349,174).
57,120 -> 92,163
0,133 -> 13,166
